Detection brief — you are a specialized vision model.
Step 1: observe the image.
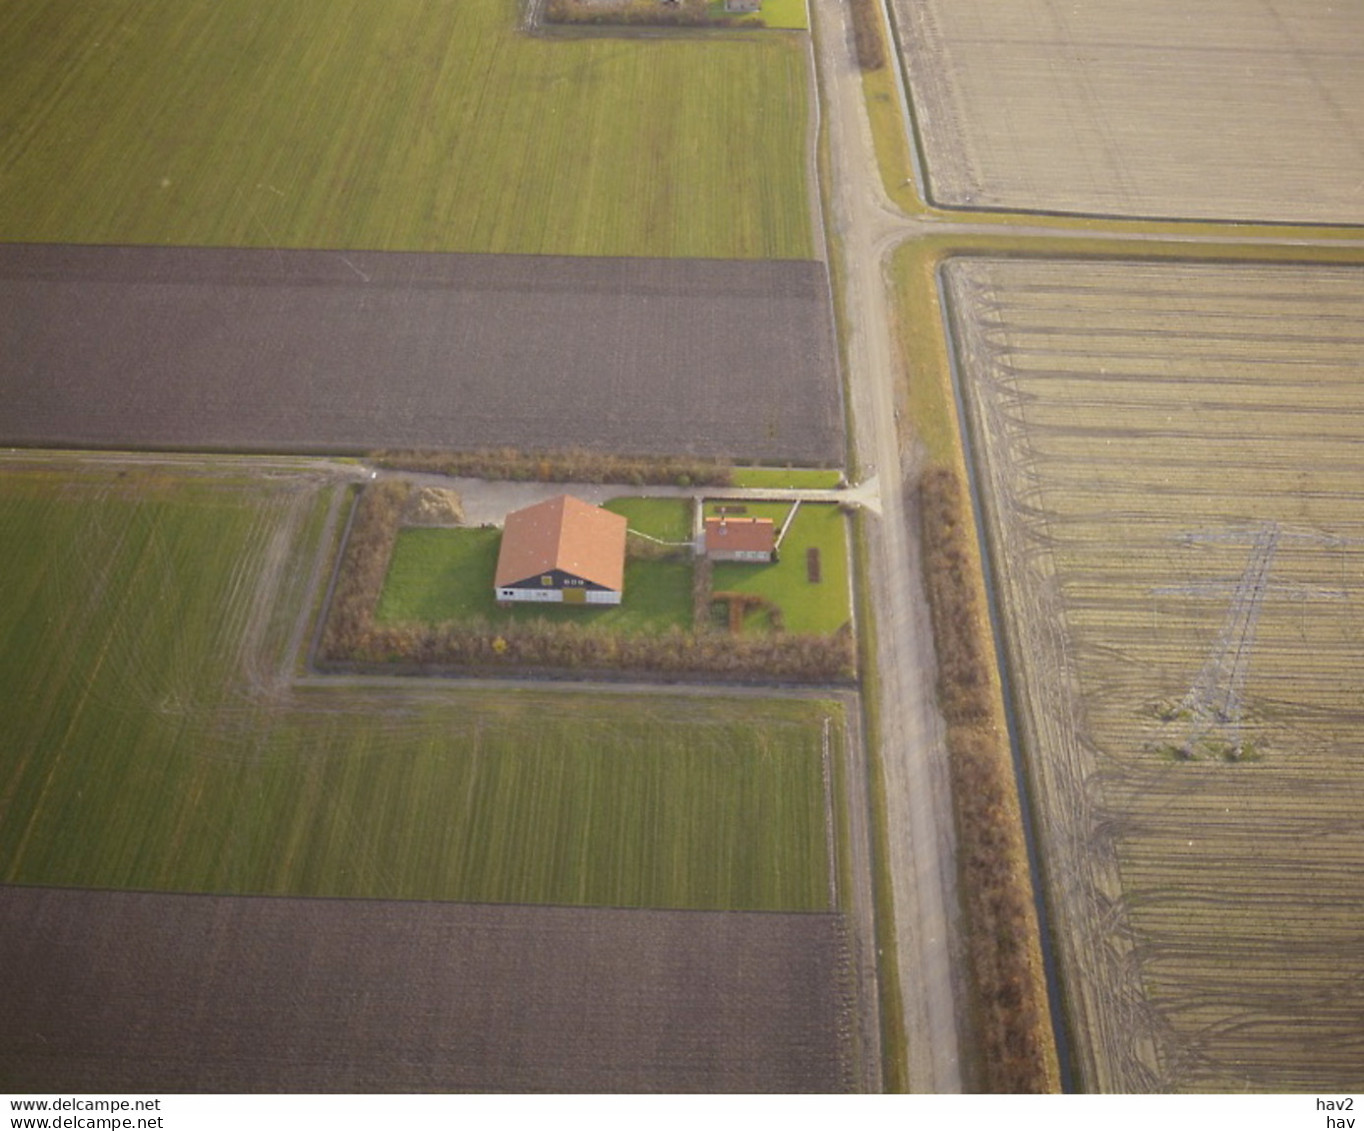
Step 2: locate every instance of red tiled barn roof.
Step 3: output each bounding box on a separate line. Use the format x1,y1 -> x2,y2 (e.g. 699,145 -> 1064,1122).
495,495 -> 627,591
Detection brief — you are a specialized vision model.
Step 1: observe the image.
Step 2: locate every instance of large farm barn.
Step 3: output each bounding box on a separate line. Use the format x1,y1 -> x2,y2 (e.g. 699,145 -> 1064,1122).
495,495 -> 627,605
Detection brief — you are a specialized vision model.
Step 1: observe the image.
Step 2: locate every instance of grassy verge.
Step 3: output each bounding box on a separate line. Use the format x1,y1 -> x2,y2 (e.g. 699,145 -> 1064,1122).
0,464 -> 836,911
862,66 -> 923,215
0,0 -> 812,259
849,511 -> 909,1091
731,467 -> 844,489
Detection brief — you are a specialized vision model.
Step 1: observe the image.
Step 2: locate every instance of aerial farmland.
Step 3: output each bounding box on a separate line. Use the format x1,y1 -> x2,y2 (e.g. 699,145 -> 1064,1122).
0,0 -> 871,1096
4,0 -> 1362,1101
943,257 -> 1364,1090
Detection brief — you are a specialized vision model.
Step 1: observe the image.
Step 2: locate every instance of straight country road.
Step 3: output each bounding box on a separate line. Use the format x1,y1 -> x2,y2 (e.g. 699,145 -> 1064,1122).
809,0 -> 966,1093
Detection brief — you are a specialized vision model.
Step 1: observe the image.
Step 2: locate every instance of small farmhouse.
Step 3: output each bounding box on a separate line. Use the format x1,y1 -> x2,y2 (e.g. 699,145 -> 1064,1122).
494,495 -> 627,605
724,0 -> 761,11
701,515 -> 775,562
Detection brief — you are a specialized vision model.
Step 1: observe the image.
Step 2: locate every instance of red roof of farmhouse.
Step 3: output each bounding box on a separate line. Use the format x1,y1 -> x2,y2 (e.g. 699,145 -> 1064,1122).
495,495 -> 627,591
705,515 -> 775,554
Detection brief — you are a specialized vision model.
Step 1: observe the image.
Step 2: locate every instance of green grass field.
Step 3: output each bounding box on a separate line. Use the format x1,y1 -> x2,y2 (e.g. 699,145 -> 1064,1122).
711,503 -> 850,634
0,465 -> 830,910
0,0 -> 812,259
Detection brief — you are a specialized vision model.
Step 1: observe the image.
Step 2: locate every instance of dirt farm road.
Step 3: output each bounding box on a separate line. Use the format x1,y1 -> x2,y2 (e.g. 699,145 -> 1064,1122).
809,0 -> 966,1093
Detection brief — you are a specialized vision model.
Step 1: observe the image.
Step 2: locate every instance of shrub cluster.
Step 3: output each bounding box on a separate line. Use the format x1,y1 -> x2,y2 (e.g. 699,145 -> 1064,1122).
319,479 -> 413,662
328,618 -> 853,682
544,0 -> 752,27
919,468 -> 991,725
712,591 -> 784,633
319,482 -> 853,683
918,466 -> 1056,1092
850,0 -> 887,71
370,447 -> 732,489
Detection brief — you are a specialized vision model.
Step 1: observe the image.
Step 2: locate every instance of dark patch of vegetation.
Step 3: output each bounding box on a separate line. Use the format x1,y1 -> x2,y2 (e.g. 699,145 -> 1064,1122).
850,0 -> 887,71
918,466 -> 1056,1093
545,0 -> 755,27
712,591 -> 784,633
371,448 -> 732,489
320,479 -> 413,663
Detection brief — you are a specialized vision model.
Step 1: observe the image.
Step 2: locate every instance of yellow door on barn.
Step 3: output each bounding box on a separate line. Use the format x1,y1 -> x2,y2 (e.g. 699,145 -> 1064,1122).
563,587 -> 587,604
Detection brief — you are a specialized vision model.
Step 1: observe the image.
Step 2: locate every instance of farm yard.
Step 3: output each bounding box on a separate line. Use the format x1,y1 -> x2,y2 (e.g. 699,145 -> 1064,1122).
891,0 -> 1364,222
1,888 -> 855,1092
379,497 -> 692,632
377,495 -> 850,639
0,245 -> 843,464
943,257 -> 1364,1091
0,0 -> 813,260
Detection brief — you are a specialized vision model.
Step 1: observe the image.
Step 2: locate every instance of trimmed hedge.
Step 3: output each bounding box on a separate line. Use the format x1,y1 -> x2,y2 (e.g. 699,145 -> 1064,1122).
545,0 -> 753,26
371,447 -> 732,489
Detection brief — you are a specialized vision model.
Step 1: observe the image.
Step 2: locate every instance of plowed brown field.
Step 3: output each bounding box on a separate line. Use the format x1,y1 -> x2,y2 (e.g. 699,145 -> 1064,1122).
0,245 -> 842,464
0,885 -> 856,1092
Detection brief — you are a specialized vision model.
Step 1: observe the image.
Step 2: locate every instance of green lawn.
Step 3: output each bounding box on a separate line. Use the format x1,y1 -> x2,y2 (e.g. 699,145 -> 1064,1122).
377,525 -> 693,633
760,0 -> 810,30
707,0 -> 809,29
0,465 -> 833,911
0,0 -> 812,259
731,467 -> 844,489
711,503 -> 851,634
605,497 -> 693,542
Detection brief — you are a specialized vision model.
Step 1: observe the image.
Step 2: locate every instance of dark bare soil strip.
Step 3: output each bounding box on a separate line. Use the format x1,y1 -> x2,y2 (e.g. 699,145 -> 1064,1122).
0,885 -> 856,1093
0,244 -> 842,464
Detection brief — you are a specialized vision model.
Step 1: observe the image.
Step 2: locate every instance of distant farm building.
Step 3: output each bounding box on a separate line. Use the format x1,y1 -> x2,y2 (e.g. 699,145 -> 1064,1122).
724,0 -> 761,11
495,495 -> 627,605
701,516 -> 775,562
